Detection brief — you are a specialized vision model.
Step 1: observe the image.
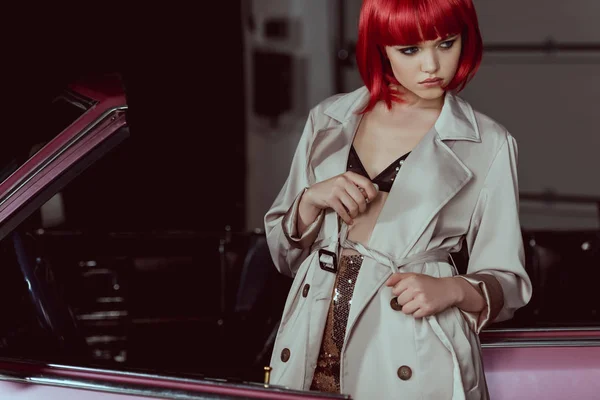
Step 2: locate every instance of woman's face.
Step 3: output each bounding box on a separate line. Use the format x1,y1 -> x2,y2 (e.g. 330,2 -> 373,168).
384,34 -> 462,101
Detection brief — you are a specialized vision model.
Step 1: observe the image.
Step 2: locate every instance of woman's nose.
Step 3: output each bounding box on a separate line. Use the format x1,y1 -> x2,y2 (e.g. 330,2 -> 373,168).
421,51 -> 440,73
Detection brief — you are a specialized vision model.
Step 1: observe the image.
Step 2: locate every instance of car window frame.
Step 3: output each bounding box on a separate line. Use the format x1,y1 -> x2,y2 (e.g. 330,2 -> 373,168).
0,101 -> 128,242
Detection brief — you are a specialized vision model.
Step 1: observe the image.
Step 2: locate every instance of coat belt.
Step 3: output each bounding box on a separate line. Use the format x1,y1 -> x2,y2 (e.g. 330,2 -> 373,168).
312,221 -> 453,275
311,221 -> 467,399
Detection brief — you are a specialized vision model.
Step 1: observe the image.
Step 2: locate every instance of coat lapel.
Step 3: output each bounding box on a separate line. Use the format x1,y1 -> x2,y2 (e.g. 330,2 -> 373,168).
308,123 -> 356,184
367,93 -> 480,259
333,91 -> 481,348
308,89 -> 367,184
366,126 -> 474,259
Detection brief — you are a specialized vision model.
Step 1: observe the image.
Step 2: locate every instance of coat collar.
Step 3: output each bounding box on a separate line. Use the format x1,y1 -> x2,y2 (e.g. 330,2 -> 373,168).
323,86 -> 481,143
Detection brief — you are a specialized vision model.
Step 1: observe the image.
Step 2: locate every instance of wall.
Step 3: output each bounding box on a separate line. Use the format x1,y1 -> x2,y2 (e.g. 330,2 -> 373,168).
244,0 -> 337,230
460,0 -> 600,230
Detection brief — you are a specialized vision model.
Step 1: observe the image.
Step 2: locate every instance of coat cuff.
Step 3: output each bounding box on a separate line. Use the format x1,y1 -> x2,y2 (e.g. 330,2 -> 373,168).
282,188 -> 324,249
455,273 -> 505,334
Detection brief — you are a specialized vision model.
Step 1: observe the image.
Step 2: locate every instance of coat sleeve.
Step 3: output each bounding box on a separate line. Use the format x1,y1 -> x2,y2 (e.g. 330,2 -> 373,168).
456,133 -> 533,334
263,110 -> 325,277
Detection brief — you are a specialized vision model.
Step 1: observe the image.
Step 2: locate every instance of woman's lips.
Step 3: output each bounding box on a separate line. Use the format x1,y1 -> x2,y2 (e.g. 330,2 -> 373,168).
419,78 -> 443,87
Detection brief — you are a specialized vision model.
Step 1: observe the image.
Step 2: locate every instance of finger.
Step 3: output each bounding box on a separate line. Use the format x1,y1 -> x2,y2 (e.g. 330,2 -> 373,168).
412,308 -> 430,318
345,182 -> 368,213
386,272 -> 413,287
396,287 -> 414,306
355,185 -> 373,209
328,198 -> 354,225
364,181 -> 379,203
392,279 -> 410,297
345,172 -> 379,201
401,299 -> 420,316
337,190 -> 360,219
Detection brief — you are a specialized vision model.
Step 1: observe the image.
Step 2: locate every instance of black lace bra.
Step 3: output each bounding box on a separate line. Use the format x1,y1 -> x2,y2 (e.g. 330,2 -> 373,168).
347,145 -> 411,193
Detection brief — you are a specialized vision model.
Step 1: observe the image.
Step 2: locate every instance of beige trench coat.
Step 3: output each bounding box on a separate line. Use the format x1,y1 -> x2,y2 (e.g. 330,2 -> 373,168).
264,86 -> 533,400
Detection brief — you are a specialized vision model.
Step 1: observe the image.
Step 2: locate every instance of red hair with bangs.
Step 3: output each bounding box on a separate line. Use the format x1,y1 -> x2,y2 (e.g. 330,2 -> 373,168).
356,0 -> 483,112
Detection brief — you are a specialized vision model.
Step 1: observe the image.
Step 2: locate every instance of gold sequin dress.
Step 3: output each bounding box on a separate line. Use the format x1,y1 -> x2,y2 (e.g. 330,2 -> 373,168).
310,254 -> 364,393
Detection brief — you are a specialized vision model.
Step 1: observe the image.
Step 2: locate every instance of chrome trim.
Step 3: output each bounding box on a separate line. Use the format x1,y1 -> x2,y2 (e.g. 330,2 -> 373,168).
482,339 -> 600,348
0,373 -> 249,400
50,363 -> 219,383
0,360 -> 351,399
0,105 -> 127,210
484,326 -> 600,333
39,361 -> 347,398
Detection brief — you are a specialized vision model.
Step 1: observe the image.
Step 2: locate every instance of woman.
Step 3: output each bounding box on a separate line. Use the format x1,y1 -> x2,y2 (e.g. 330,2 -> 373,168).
264,0 -> 532,398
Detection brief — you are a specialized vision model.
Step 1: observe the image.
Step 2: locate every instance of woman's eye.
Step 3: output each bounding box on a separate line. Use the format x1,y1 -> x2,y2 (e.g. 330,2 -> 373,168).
440,40 -> 455,49
399,47 -> 419,55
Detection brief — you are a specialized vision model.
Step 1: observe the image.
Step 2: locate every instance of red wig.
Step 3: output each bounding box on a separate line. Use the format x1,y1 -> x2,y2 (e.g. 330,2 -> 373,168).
356,0 -> 483,112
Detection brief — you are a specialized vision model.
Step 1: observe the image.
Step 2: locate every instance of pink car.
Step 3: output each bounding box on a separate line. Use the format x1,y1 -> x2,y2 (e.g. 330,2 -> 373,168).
0,75 -> 598,399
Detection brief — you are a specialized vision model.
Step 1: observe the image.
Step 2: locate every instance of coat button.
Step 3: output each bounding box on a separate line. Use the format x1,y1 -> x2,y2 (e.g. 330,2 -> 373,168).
302,284 -> 310,297
398,365 -> 412,381
281,348 -> 291,362
390,297 -> 402,311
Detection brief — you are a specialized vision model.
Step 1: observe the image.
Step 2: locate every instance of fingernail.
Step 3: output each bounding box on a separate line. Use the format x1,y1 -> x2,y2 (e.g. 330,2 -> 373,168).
373,183 -> 379,192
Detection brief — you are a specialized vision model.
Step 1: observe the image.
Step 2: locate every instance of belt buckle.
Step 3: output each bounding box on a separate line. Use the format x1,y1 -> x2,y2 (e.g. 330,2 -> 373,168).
318,249 -> 337,273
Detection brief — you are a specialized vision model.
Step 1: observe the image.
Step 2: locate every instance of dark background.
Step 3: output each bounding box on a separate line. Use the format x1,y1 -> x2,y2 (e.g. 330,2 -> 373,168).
6,3 -> 247,232
1,3 -> 276,380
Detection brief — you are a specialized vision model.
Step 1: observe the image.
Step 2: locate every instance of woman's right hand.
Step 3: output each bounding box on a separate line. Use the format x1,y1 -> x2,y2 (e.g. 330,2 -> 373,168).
300,171 -> 379,226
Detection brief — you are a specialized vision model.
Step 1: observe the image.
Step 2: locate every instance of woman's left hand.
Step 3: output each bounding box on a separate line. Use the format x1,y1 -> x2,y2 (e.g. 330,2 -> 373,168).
385,273 -> 460,318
